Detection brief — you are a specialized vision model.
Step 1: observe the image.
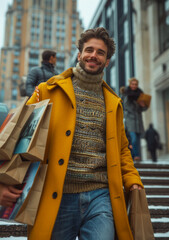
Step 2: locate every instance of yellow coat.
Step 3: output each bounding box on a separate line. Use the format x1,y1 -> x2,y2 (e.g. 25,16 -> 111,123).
27,68 -> 143,240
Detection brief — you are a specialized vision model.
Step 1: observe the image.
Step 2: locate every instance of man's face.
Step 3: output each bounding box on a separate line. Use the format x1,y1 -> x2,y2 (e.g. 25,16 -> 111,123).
77,38 -> 110,75
130,80 -> 138,91
49,55 -> 57,65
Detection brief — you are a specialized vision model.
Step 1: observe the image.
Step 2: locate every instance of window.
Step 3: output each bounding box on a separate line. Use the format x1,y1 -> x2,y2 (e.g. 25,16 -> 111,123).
124,20 -> 129,44
14,59 -> 20,64
124,50 -> 130,85
16,29 -> 21,34
12,74 -> 19,80
12,88 -> 18,100
13,67 -> 19,72
110,65 -> 116,90
158,0 -> 169,52
123,0 -> 128,14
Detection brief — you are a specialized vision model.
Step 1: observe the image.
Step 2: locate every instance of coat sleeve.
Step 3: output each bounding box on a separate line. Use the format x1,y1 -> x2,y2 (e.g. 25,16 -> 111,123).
119,104 -> 144,191
26,68 -> 39,97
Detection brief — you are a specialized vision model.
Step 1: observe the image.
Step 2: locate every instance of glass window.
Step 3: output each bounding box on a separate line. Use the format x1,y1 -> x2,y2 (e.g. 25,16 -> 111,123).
16,29 -> 21,34
123,0 -> 128,14
0,89 -> 5,102
124,20 -> 129,44
16,22 -> 22,27
17,5 -> 22,10
158,0 -> 169,52
124,50 -> 130,85
110,65 -> 116,89
13,67 -> 19,72
72,36 -> 76,42
12,74 -> 19,80
12,88 -> 18,100
14,59 -> 20,64
60,45 -> 64,51
17,14 -> 22,20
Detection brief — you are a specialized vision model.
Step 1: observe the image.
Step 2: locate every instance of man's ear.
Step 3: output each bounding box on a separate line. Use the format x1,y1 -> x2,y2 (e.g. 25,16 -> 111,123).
105,59 -> 110,67
77,52 -> 81,61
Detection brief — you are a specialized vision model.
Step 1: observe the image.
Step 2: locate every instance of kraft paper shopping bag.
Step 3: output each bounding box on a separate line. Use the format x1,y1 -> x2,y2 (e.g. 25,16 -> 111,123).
0,97 -> 35,160
0,161 -> 41,222
14,100 -> 52,161
0,154 -> 30,185
128,189 -> 155,240
137,93 -> 151,108
15,164 -> 48,225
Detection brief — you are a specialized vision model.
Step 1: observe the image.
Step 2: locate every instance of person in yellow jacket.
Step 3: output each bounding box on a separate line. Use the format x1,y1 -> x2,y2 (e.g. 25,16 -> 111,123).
0,27 -> 143,240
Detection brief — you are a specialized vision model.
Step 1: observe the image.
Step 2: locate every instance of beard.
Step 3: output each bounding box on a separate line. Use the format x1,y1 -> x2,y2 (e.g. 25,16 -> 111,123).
79,58 -> 106,75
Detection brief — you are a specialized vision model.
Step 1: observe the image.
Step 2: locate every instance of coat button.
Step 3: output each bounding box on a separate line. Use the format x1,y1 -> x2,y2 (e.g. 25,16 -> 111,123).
66,130 -> 71,136
58,159 -> 64,165
52,192 -> 57,199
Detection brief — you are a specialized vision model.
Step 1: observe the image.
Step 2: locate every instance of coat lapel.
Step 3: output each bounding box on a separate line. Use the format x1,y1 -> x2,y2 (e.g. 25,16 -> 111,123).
46,68 -> 76,109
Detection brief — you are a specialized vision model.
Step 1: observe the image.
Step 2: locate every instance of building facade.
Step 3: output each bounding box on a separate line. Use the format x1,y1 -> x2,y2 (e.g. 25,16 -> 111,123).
133,0 -> 169,157
0,0 -> 83,107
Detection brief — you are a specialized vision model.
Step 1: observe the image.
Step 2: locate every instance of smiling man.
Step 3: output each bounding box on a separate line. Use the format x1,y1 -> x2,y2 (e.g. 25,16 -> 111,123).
0,28 -> 143,240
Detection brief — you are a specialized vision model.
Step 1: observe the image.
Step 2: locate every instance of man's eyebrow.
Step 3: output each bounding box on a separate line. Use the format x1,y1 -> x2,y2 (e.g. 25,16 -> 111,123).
84,46 -> 94,50
98,49 -> 106,54
84,46 -> 106,54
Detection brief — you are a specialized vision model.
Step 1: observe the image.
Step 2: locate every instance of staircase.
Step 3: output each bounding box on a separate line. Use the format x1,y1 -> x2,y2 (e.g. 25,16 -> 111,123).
135,162 -> 169,240
0,162 -> 169,239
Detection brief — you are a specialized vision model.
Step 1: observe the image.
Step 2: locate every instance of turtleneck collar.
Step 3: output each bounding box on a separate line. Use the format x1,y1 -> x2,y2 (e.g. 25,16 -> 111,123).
72,63 -> 104,93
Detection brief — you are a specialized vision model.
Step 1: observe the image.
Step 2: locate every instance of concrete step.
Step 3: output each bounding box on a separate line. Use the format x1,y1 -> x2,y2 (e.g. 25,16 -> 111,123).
141,178 -> 169,185
0,224 -> 27,237
147,196 -> 169,205
134,163 -> 169,169
150,208 -> 169,217
145,186 -> 169,195
138,170 -> 169,177
152,221 -> 169,232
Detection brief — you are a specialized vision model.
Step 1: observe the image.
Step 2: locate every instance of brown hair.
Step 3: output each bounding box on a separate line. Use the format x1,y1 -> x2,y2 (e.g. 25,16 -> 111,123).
42,50 -> 56,61
77,27 -> 116,59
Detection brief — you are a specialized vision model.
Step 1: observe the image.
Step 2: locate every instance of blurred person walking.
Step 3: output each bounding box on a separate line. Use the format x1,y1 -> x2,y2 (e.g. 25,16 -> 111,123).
26,50 -> 58,97
122,78 -> 148,161
145,123 -> 161,162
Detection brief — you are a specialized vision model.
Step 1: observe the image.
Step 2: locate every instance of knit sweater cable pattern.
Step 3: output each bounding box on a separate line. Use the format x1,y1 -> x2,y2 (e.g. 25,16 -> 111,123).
63,64 -> 108,193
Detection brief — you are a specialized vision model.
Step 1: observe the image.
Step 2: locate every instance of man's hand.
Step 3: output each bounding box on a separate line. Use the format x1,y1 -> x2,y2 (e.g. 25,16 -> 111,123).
130,184 -> 143,191
0,183 -> 22,207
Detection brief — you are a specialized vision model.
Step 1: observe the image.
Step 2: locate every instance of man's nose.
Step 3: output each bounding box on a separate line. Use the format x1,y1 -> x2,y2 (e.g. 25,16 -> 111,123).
90,51 -> 97,58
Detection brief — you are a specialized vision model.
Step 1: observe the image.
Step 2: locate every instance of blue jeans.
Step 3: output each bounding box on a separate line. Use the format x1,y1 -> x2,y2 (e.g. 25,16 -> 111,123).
51,188 -> 115,240
129,132 -> 141,158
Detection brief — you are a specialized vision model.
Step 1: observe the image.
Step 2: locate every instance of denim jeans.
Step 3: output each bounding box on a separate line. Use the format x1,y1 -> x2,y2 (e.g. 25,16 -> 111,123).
129,132 -> 141,158
51,188 -> 115,240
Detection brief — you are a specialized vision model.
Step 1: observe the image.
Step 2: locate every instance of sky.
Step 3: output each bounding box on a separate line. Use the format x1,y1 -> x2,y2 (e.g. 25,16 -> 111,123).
0,0 -> 100,49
